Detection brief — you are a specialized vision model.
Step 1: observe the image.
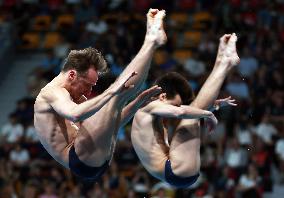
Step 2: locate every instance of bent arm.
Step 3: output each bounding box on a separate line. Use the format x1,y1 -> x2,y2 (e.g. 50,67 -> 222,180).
45,87 -> 115,122
120,99 -> 141,127
120,85 -> 162,127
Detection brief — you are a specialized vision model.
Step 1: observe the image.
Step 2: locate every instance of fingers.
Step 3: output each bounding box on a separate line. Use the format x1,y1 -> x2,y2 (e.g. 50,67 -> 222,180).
205,116 -> 217,133
225,96 -> 237,106
143,85 -> 162,97
118,72 -> 137,90
123,71 -> 137,84
124,84 -> 135,90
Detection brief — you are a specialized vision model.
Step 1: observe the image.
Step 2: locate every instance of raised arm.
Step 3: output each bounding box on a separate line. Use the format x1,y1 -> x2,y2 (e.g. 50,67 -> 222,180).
44,72 -> 136,122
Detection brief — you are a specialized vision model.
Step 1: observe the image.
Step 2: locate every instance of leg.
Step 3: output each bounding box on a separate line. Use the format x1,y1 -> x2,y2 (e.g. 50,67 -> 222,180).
191,33 -> 240,110
168,119 -> 201,177
113,9 -> 167,96
72,95 -> 124,167
131,119 -> 169,180
70,9 -> 167,167
167,34 -> 240,178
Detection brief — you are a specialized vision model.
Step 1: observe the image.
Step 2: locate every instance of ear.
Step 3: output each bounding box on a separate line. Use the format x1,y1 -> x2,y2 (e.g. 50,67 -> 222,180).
158,93 -> 167,101
68,70 -> 77,81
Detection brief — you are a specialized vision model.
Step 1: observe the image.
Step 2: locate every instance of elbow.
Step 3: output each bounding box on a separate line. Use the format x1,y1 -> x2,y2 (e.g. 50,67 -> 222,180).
71,116 -> 81,123
69,110 -> 82,122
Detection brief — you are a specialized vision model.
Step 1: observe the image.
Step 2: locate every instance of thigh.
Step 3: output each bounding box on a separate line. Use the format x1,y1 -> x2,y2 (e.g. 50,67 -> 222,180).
73,97 -> 123,166
169,119 -> 201,176
131,128 -> 169,179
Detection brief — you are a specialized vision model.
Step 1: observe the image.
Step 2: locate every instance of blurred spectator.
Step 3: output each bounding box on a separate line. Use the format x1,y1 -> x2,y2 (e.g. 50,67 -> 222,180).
39,182 -> 58,198
213,165 -> 235,198
74,0 -> 96,24
103,162 -> 128,198
225,73 -> 250,100
25,121 -> 39,143
85,15 -> 108,35
183,52 -> 206,78
87,183 -> 107,198
236,163 -> 262,198
66,185 -> 84,198
151,182 -> 174,198
0,0 -> 283,197
40,50 -> 61,77
131,168 -> 150,197
0,178 -> 17,198
275,132 -> 284,183
224,138 -> 248,169
26,68 -> 49,98
13,98 -> 34,127
66,0 -> 81,5
235,118 -> 253,146
237,47 -> 258,77
22,182 -> 38,198
254,114 -> 277,145
53,37 -> 72,60
9,144 -> 30,167
0,113 -> 23,144
276,137 -> 284,158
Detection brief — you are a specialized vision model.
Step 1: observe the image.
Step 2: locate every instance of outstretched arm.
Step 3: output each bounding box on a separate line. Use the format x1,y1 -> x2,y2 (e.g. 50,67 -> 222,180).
146,102 -> 214,119
44,72 -> 136,122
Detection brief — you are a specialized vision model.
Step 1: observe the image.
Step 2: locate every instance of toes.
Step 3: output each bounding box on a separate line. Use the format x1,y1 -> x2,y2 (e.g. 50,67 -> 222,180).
147,8 -> 159,18
156,10 -> 166,19
220,34 -> 231,42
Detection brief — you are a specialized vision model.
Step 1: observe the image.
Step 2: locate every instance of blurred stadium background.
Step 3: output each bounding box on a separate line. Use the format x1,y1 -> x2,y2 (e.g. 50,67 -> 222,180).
0,0 -> 283,197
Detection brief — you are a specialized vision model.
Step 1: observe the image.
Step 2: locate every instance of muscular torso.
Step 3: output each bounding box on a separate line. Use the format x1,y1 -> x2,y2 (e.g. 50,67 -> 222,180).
34,84 -> 78,168
131,104 -> 200,180
131,109 -> 166,179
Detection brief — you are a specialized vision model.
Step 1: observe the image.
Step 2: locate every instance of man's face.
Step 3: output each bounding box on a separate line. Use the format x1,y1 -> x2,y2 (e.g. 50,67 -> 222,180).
71,67 -> 98,101
162,94 -> 183,125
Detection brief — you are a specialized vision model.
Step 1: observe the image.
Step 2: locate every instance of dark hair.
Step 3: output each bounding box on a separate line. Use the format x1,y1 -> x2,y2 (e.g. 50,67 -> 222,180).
62,47 -> 108,75
154,72 -> 195,105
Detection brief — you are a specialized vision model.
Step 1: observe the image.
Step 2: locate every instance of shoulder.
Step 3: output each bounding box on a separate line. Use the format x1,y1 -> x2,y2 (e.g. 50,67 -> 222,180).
39,85 -> 70,103
140,100 -> 164,113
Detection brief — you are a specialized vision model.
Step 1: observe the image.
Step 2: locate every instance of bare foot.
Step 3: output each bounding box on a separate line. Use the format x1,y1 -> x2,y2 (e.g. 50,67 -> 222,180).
216,33 -> 240,69
145,9 -> 167,46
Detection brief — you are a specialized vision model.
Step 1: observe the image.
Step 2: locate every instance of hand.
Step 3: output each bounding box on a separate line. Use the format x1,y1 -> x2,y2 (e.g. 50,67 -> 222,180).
136,85 -> 162,108
110,71 -> 137,95
145,9 -> 167,46
204,113 -> 218,133
215,96 -> 237,109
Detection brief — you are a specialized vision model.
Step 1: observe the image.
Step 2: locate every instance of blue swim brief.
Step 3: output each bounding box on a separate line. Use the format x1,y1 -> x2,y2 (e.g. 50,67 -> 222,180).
68,145 -> 109,181
164,159 -> 199,188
